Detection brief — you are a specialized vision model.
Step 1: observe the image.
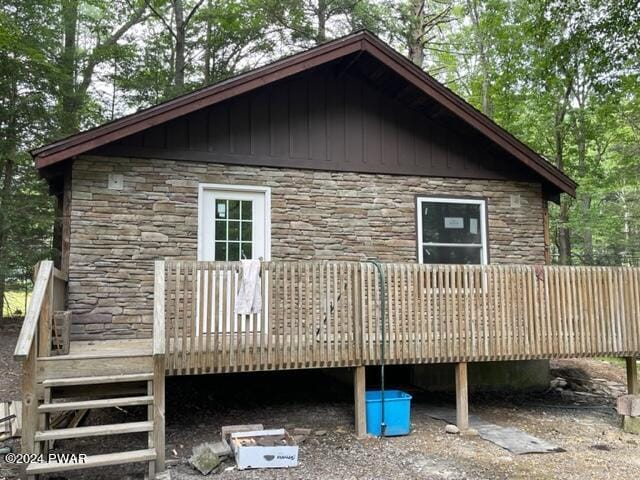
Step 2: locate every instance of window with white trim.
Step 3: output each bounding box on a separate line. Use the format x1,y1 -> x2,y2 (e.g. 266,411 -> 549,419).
417,197 -> 488,265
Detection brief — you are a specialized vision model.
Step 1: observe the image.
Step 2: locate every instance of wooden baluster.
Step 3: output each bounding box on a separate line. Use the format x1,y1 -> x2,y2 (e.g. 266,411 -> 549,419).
399,264 -> 407,362
436,266 -> 443,361
622,268 -> 632,354
605,268 -> 615,354
586,267 -> 597,355
332,263 -> 339,367
297,263 -> 304,368
394,264 -> 402,363
267,263 -> 274,369
425,266 -> 432,361
206,266 -> 213,373
172,263 -> 181,374
305,263 -> 312,368
418,265 -> 425,362
482,266 -> 489,359
164,262 -> 173,376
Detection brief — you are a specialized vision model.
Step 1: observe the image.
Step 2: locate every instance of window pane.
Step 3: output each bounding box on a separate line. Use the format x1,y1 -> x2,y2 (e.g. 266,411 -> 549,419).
228,242 -> 240,261
241,201 -> 252,220
215,200 -> 227,219
423,245 -> 482,264
241,221 -> 252,241
241,242 -> 252,259
228,200 -> 240,219
215,242 -> 227,261
421,202 -> 482,244
215,221 -> 227,241
228,220 -> 240,241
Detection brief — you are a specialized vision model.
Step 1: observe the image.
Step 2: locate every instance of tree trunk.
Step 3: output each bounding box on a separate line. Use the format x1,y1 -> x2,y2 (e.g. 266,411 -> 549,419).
59,0 -> 80,135
0,75 -> 18,321
204,0 -> 212,84
173,0 -> 186,90
557,198 -> 572,265
552,81 -> 573,265
575,106 -> 592,265
466,0 -> 490,115
0,158 -> 13,321
407,0 -> 425,67
582,194 -> 593,264
316,0 -> 327,44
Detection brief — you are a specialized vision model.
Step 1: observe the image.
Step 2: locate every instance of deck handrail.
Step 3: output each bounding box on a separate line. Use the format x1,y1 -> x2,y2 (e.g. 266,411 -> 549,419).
161,261 -> 640,375
14,261 -> 54,361
153,260 -> 166,357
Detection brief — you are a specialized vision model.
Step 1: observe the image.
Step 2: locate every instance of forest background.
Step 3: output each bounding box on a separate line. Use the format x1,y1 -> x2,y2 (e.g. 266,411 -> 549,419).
1,0 -> 638,318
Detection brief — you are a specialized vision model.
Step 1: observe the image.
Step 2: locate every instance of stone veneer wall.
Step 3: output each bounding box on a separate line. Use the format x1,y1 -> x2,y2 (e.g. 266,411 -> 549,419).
69,155 -> 545,339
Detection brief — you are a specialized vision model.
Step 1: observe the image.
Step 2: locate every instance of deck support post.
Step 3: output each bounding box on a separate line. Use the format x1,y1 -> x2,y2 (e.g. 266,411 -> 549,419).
455,362 -> 469,431
354,366 -> 367,438
626,356 -> 638,395
21,342 -> 37,456
153,355 -> 165,473
152,260 -> 166,473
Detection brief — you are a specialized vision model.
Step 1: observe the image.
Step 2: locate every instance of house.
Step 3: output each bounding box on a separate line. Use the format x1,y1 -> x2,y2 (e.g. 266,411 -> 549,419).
15,31 -> 638,478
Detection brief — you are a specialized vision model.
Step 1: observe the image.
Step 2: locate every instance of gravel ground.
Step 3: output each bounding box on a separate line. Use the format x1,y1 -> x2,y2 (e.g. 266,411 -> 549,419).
1,325 -> 639,480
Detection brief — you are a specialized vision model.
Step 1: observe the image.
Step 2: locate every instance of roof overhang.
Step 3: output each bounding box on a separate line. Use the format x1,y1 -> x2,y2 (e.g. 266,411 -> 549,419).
32,31 -> 576,197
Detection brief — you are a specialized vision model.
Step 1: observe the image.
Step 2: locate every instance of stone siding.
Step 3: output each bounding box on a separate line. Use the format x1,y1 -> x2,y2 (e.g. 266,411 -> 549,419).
69,155 -> 545,339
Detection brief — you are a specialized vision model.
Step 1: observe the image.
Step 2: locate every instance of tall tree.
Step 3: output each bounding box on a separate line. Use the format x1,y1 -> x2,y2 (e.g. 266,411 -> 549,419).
401,0 -> 453,69
57,0 -> 147,135
144,0 -> 205,94
197,0 -> 277,85
0,0 -> 58,318
260,0 -> 382,47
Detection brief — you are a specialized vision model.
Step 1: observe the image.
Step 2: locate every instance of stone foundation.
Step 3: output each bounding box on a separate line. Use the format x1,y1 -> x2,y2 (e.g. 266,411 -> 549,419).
410,360 -> 551,393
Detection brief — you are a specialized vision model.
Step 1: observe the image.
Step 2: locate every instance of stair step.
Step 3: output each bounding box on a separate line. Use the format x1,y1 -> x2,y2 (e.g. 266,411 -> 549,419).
35,421 -> 154,441
39,395 -> 154,413
43,373 -> 154,388
26,448 -> 156,475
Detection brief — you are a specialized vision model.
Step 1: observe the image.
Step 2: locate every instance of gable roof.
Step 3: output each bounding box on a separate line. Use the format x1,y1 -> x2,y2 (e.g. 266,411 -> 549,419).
32,30 -> 576,197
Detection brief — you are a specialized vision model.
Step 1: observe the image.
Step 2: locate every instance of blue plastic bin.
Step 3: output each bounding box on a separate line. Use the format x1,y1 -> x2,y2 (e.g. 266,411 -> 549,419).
365,390 -> 412,436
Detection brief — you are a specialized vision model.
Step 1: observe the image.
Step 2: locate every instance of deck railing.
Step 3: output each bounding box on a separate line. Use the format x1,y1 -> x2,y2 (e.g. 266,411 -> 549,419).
161,261 -> 640,375
13,260 -> 68,453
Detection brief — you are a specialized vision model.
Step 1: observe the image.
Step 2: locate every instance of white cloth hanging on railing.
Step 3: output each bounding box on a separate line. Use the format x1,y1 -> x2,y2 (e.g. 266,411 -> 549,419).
234,259 -> 262,314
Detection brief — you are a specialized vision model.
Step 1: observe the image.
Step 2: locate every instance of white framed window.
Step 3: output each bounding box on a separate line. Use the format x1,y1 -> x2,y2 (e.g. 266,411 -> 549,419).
198,184 -> 271,261
416,196 -> 488,265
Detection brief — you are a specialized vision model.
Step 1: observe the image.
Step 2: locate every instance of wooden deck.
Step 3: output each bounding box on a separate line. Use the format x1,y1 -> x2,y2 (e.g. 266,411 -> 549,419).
162,261 -> 640,375
11,259 -> 640,477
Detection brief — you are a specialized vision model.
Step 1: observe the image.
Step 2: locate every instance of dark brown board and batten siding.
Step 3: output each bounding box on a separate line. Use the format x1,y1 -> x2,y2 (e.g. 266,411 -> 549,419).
93,66 -> 535,183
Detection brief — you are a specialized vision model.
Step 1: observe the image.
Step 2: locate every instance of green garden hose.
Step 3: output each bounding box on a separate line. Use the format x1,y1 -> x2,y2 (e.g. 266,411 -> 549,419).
366,259 -> 386,437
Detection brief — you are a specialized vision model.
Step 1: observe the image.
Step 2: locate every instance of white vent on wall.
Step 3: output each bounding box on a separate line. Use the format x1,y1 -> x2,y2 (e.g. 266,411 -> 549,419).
510,194 -> 521,208
108,174 -> 124,190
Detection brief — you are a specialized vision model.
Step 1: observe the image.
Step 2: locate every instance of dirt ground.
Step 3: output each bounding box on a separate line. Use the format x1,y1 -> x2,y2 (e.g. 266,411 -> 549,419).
1,325 -> 639,480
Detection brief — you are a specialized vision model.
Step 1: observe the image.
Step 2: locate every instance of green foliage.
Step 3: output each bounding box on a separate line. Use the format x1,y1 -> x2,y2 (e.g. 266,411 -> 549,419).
0,0 -> 58,318
431,0 -> 640,265
1,0 -> 640,320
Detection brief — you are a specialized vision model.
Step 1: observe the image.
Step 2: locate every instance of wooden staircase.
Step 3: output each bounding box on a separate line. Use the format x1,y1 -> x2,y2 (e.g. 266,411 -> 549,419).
14,261 -> 166,479
24,353 -> 164,479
